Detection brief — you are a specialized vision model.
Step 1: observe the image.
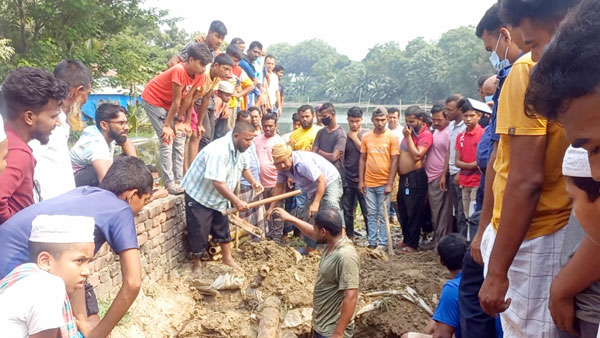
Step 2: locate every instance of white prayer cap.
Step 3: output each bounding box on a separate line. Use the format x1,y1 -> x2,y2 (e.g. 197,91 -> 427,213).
562,146 -> 592,178
30,215 -> 95,243
0,114 -> 6,142
218,80 -> 234,94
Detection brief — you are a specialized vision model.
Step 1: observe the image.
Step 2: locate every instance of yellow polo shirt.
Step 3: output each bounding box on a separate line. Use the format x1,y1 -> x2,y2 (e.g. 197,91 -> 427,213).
492,52 -> 571,239
289,125 -> 322,151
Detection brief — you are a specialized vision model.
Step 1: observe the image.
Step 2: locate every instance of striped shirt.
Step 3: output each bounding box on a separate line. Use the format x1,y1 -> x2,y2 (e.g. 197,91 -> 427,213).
181,134 -> 248,211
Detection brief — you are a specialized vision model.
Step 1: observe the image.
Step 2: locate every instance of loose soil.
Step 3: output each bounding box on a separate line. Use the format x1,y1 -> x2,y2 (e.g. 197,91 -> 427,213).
112,226 -> 449,338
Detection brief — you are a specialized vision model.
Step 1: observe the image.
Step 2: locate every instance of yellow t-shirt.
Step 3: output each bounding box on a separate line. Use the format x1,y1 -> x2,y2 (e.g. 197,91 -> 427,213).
199,64 -> 221,97
492,52 -> 571,239
289,125 -> 322,151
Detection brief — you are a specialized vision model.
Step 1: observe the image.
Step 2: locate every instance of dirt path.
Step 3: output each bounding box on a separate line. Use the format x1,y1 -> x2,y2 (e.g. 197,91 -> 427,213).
112,238 -> 448,338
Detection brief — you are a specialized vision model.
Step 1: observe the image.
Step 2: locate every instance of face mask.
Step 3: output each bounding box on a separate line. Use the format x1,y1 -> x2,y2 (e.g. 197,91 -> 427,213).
489,33 -> 511,72
321,117 -> 332,126
485,95 -> 494,104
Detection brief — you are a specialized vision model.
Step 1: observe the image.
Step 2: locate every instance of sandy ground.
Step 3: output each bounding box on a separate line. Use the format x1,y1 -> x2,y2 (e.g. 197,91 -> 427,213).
112,226 -> 449,338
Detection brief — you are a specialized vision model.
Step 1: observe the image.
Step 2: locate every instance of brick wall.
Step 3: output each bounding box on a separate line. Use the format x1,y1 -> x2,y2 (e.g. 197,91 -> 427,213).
87,195 -> 186,300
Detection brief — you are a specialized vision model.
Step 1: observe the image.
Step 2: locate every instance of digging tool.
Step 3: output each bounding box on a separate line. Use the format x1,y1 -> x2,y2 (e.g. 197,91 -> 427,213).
382,196 -> 394,256
221,190 -> 301,216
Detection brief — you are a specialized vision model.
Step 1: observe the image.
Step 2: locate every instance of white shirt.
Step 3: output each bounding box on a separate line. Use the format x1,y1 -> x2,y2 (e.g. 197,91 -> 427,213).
70,125 -> 115,174
0,269 -> 66,337
388,125 -> 404,145
0,114 -> 6,142
265,72 -> 279,107
448,120 -> 466,175
29,112 -> 75,202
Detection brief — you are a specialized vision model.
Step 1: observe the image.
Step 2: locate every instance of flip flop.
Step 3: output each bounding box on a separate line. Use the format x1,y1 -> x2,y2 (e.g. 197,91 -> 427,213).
167,184 -> 184,195
296,247 -> 309,256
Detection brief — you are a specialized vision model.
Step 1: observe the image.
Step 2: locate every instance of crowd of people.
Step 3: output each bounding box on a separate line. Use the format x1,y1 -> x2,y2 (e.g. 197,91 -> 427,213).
1,0 -> 600,337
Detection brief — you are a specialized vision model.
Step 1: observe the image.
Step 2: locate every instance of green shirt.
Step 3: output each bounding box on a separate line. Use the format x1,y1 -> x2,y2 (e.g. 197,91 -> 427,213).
313,238 -> 360,337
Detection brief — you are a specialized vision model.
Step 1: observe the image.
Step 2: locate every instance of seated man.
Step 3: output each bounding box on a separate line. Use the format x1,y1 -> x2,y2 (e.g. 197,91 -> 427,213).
0,214 -> 95,338
0,156 -> 152,338
70,103 -> 136,187
402,234 -> 469,338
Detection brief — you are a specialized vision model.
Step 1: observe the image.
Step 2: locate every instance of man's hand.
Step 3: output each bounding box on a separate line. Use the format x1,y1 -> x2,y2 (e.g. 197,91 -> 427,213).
194,34 -> 206,43
161,125 -> 174,144
402,125 -> 411,138
75,318 -> 96,338
549,278 -> 579,336
252,182 -> 264,195
453,173 -> 460,185
198,124 -> 206,138
470,230 -> 484,266
234,199 -> 249,212
439,174 -> 447,192
308,201 -> 320,218
271,207 -> 292,222
384,183 -> 393,195
358,181 -> 366,195
478,272 -> 511,317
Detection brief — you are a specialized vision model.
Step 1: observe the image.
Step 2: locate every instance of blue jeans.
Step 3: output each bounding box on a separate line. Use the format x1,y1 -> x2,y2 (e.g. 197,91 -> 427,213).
365,186 -> 388,246
302,178 -> 345,248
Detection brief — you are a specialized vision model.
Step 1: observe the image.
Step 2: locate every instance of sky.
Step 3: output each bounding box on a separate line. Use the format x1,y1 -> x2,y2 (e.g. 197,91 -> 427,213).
145,0 -> 497,61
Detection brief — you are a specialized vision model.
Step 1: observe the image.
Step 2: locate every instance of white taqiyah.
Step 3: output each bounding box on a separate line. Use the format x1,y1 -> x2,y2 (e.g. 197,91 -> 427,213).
562,146 -> 592,178
30,215 -> 95,243
218,80 -> 234,94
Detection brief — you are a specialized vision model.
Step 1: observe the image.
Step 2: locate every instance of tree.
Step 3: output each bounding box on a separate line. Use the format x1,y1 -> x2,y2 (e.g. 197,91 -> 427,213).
437,26 -> 494,98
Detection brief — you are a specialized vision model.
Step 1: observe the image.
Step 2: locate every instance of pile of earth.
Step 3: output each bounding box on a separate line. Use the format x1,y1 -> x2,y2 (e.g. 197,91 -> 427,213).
111,233 -> 449,338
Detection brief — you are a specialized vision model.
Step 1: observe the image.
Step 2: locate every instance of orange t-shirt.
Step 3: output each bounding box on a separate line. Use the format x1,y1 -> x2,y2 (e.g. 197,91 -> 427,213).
141,63 -> 205,110
360,130 -> 400,187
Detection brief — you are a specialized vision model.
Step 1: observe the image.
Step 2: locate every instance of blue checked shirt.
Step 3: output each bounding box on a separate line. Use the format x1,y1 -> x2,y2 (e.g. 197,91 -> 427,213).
181,134 -> 248,211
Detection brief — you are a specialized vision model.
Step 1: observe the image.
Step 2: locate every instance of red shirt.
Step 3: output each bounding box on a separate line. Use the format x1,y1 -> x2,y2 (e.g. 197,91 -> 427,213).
141,63 -> 205,110
455,125 -> 485,187
0,125 -> 35,224
400,125 -> 433,153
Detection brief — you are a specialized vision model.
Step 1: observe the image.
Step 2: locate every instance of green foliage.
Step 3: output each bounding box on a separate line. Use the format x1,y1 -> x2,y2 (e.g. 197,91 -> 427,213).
273,26 -> 493,105
0,0 -> 188,96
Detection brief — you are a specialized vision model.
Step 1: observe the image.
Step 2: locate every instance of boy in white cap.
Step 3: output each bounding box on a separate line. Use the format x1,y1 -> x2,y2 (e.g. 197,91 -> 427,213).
0,214 -> 95,338
547,146 -> 600,337
0,113 -> 7,177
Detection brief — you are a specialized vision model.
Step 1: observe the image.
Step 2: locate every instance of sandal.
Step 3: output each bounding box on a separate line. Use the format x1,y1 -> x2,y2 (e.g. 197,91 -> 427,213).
167,183 -> 185,195
395,246 -> 418,255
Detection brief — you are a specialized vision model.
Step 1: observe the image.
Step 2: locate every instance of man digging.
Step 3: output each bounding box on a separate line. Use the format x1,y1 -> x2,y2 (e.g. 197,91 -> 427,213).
272,207 -> 359,338
181,120 -> 263,279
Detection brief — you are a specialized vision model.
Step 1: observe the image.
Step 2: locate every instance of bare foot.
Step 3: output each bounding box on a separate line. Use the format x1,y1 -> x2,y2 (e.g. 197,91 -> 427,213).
222,258 -> 242,271
192,259 -> 203,280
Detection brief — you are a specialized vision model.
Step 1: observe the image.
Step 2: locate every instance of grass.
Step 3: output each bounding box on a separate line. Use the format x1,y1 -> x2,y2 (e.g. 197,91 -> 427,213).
98,299 -> 131,325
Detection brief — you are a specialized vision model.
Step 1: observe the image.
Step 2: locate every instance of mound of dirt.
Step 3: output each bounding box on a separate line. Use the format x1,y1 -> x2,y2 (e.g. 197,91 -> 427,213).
111,235 -> 449,338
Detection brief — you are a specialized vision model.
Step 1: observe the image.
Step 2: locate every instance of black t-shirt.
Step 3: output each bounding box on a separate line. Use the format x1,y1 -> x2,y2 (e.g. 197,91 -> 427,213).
344,129 -> 368,187
314,126 -> 347,185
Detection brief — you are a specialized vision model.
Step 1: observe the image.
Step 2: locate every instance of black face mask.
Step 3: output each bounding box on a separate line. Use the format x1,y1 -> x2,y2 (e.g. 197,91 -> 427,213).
411,123 -> 422,134
479,114 -> 491,128
321,117 -> 332,126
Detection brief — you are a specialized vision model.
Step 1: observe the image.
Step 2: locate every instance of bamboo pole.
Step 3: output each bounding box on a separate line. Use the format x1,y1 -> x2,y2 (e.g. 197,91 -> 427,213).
383,196 -> 394,256
221,190 -> 301,216
257,296 -> 281,338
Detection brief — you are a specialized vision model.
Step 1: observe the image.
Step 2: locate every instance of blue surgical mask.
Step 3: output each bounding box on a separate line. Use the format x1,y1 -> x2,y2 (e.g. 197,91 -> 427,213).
485,95 -> 494,104
489,34 -> 511,72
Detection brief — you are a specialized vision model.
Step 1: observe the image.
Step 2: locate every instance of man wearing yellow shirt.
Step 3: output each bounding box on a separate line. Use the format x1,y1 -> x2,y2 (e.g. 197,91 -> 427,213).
289,105 -> 322,151
477,1 -> 580,337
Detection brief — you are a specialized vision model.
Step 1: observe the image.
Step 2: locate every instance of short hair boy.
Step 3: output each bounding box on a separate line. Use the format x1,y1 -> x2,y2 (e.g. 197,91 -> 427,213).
0,215 -> 95,337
